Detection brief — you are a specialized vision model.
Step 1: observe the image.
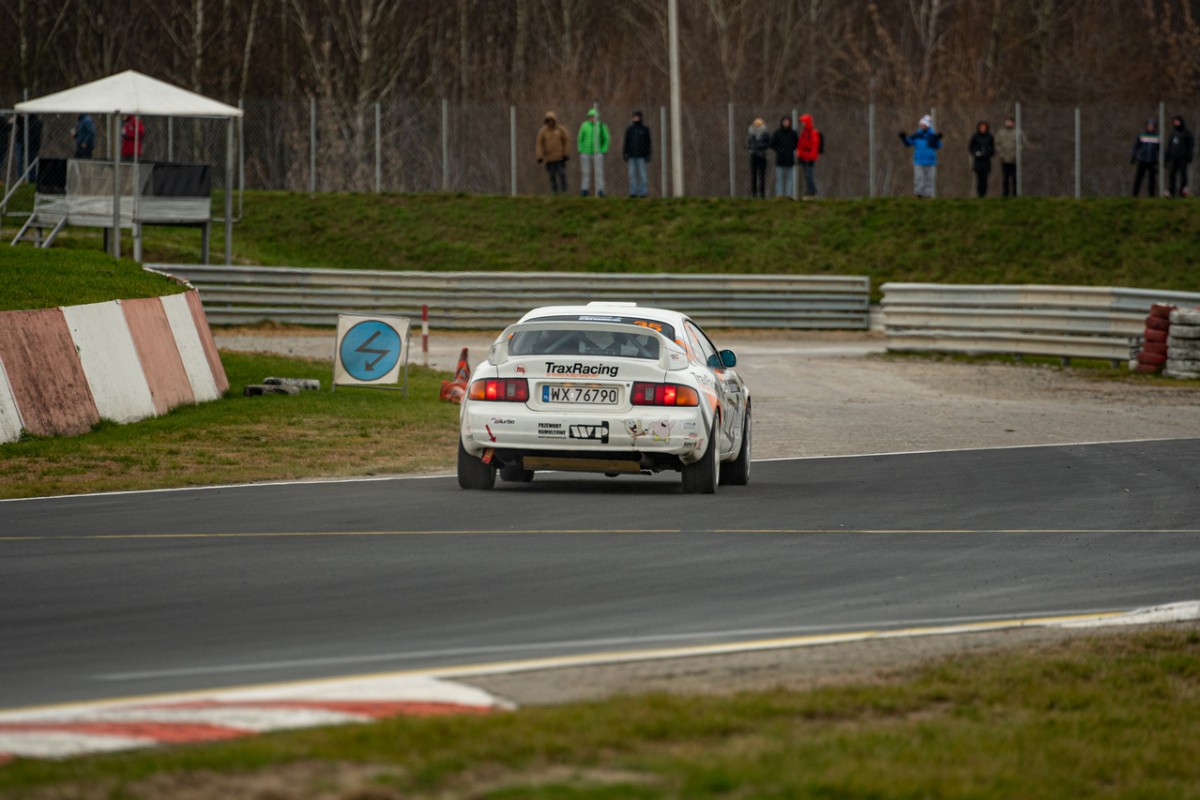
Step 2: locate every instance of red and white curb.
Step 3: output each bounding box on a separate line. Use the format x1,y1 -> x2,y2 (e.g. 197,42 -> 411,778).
0,674 -> 509,761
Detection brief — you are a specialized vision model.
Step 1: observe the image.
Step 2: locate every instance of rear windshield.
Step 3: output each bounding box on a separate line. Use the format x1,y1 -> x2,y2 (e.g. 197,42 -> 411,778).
510,327 -> 662,359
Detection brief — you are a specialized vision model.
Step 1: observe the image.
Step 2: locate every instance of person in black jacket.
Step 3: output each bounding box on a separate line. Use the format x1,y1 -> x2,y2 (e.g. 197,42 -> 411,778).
622,111 -> 652,197
967,120 -> 995,197
770,115 -> 798,198
1165,115 -> 1194,198
1131,118 -> 1160,197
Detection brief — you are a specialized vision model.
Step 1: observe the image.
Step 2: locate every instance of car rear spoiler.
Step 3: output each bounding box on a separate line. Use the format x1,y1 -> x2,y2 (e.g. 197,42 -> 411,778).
488,320 -> 690,372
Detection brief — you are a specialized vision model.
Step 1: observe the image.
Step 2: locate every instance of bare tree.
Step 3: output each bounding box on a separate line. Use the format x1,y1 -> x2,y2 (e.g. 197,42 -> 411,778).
1141,0 -> 1200,98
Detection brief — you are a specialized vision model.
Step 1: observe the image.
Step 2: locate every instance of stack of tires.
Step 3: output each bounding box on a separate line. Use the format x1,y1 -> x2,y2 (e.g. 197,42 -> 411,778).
1165,308 -> 1200,380
1135,304 -> 1175,374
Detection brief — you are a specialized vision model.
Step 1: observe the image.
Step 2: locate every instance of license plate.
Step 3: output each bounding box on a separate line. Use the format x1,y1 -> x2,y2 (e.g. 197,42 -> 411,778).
542,384 -> 619,404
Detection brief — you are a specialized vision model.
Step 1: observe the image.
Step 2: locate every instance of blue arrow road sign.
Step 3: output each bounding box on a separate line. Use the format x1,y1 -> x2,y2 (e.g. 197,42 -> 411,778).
339,320 -> 402,381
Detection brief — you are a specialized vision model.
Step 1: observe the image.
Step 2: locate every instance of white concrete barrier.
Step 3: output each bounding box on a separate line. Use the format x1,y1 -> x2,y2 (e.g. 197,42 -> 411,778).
161,293 -> 221,402
62,301 -> 157,424
0,359 -> 23,443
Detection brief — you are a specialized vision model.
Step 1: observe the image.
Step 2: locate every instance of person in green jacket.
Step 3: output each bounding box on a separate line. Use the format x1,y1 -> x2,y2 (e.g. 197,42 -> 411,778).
577,107 -> 610,197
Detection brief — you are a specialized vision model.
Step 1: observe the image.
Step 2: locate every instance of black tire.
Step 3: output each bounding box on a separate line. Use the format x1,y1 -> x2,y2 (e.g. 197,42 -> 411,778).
457,438 -> 496,490
720,409 -> 751,486
682,420 -> 719,494
500,463 -> 535,482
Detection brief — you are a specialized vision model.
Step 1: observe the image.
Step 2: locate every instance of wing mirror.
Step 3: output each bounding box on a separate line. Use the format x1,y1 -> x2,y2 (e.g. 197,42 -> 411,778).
707,350 -> 737,369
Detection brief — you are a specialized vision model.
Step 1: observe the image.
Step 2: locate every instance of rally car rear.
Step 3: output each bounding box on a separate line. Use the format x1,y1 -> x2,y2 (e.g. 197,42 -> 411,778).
458,320 -> 716,488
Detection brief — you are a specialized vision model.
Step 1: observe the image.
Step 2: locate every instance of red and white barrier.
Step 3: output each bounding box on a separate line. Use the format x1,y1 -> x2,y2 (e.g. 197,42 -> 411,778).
0,289 -> 228,443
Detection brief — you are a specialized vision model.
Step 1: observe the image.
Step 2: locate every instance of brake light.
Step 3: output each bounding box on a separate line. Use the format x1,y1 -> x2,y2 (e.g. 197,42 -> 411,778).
468,378 -> 530,402
630,382 -> 699,406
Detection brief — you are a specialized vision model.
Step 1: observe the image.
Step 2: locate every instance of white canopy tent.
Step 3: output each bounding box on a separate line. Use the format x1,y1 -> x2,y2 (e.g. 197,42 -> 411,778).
14,70 -> 242,263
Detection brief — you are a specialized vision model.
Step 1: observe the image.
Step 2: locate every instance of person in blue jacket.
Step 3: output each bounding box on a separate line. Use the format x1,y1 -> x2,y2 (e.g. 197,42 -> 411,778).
899,114 -> 943,197
73,114 -> 96,159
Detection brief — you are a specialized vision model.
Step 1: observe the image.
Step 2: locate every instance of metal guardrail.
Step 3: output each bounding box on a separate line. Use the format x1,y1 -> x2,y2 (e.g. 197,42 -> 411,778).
881,283 -> 1200,364
150,265 -> 871,330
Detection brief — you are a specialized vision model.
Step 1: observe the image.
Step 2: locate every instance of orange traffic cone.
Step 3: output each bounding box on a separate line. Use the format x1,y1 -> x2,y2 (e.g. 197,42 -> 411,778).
440,347 -> 471,403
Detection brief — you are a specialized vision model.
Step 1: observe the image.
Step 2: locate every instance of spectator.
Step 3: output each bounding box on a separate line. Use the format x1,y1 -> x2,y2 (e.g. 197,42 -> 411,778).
747,117 -> 770,198
1131,117 -> 1160,197
535,111 -> 571,195
899,114 -> 942,198
577,107 -> 609,197
1165,115 -> 1194,198
770,115 -> 798,199
622,110 -> 652,198
967,120 -> 995,198
795,113 -> 823,199
994,116 -> 1026,197
73,113 -> 96,159
121,114 -> 146,159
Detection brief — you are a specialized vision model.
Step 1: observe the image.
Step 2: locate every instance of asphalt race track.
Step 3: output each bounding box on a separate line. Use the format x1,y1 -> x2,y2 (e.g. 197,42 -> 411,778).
2,438 -> 1199,710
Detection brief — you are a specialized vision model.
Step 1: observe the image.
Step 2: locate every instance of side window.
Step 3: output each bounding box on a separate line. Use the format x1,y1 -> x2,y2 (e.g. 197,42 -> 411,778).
684,321 -> 718,367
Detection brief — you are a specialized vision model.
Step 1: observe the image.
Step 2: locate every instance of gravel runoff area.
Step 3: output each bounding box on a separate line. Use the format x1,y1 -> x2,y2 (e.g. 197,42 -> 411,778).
214,326 -> 1200,705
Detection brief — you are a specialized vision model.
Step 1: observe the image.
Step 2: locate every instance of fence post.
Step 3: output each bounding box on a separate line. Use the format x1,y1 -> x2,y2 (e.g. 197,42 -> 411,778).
929,107 -> 937,198
238,99 -> 245,218
441,98 -> 449,192
309,96 -> 317,193
374,101 -> 382,193
168,117 -> 174,161
1080,106 -> 1089,199
868,101 -> 876,198
727,102 -> 735,197
660,105 -> 668,197
1014,101 -> 1022,197
1158,100 -> 1166,195
510,104 -> 518,197
791,107 -> 799,199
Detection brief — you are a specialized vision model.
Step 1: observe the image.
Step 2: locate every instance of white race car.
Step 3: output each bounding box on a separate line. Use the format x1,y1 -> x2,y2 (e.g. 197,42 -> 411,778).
457,302 -> 751,493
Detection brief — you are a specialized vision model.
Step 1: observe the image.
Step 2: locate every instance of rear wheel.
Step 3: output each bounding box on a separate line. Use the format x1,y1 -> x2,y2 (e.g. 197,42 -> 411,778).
681,420 -> 719,494
720,409 -> 751,486
457,439 -> 496,489
500,463 -> 535,482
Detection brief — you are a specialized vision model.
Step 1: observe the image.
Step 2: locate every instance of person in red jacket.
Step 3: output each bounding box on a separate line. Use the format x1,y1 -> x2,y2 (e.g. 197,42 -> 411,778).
795,113 -> 823,199
120,115 -> 145,159
796,113 -> 825,199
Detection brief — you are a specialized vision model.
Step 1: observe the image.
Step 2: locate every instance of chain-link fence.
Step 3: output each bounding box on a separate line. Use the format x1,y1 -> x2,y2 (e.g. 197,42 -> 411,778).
5,94 -> 1198,199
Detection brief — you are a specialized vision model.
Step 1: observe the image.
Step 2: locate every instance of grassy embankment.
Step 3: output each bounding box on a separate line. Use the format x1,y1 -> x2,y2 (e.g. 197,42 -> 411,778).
4,190 -> 1199,294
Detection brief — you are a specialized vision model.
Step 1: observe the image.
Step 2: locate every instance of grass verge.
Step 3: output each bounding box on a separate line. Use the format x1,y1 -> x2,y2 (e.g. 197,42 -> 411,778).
0,351 -> 458,499
1,626 -> 1197,798
0,248 -> 186,312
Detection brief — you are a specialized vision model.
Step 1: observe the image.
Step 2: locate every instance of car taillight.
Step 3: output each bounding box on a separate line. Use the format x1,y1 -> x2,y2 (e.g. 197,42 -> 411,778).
468,378 -> 530,402
630,382 -> 699,406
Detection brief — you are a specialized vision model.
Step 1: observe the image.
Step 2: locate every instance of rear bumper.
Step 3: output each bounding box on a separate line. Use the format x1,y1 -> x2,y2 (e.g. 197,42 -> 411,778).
461,405 -> 708,464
